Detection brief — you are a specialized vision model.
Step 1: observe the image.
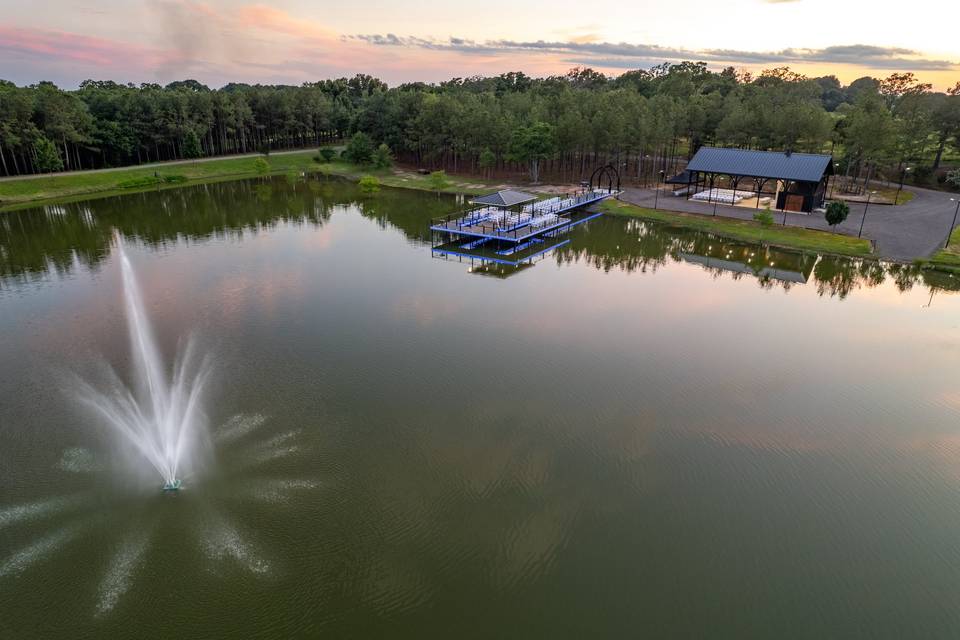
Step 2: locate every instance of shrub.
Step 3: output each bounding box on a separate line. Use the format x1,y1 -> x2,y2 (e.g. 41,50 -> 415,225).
253,157 -> 270,174
912,165 -> 933,184
824,201 -> 850,227
428,170 -> 450,194
342,132 -> 375,165
753,209 -> 774,227
257,143 -> 271,157
163,174 -> 187,183
947,169 -> 960,190
358,174 -> 380,194
372,143 -> 393,169
318,147 -> 337,163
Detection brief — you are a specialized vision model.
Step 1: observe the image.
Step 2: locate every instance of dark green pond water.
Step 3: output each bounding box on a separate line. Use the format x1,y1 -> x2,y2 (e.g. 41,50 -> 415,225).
2,176 -> 960,638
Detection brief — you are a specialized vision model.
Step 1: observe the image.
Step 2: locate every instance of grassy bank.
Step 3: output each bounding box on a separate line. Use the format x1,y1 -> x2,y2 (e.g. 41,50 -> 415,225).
0,152 -> 492,211
928,227 -> 960,269
601,199 -> 874,257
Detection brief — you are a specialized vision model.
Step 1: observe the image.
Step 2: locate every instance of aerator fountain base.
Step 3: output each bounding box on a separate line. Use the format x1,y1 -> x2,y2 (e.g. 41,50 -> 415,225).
162,479 -> 182,491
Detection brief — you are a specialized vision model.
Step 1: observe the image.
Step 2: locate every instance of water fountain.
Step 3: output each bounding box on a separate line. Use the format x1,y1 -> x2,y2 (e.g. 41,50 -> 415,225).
75,234 -> 211,491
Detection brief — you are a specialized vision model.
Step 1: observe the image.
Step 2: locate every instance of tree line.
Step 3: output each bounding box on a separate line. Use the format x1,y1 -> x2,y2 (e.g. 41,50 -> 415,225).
1,63 -> 958,189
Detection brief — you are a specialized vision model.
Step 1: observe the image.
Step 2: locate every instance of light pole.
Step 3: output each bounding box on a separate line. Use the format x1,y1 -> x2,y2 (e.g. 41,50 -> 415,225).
654,170 -> 664,210
858,190 -> 876,238
895,166 -> 911,205
947,198 -> 960,249
829,162 -> 839,199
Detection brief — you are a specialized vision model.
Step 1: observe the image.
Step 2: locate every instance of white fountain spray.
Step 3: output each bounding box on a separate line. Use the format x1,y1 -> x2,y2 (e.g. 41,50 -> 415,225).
76,234 -> 211,490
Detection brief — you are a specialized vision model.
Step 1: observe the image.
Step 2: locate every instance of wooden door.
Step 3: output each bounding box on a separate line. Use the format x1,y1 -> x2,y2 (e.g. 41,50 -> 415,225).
785,195 -> 804,212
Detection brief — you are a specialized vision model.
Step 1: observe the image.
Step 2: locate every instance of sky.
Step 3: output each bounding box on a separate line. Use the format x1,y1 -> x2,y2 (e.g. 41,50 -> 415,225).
1,0 -> 958,89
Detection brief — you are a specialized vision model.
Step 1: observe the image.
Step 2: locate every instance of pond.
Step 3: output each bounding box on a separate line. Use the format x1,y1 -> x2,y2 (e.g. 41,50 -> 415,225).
2,175 -> 960,638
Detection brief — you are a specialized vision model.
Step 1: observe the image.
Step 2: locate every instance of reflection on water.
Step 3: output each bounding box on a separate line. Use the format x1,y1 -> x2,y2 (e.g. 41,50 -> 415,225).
3,176 -> 960,638
4,176 -> 954,300
0,176 -> 452,286
554,216 -> 958,298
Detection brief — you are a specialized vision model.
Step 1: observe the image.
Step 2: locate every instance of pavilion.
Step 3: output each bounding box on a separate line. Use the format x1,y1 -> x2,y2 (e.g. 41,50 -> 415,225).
680,147 -> 834,213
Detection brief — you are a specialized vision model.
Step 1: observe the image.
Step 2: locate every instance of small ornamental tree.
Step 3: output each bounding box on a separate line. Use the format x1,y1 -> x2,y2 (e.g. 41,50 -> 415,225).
428,170 -> 450,196
372,143 -> 393,169
318,147 -> 337,163
358,174 -> 380,194
753,208 -> 774,227
253,157 -> 270,174
825,200 -> 850,227
343,132 -> 374,165
34,137 -> 63,173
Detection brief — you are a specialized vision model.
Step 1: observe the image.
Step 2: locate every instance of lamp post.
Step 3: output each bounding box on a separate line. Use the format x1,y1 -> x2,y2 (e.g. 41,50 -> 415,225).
858,190 -> 876,238
947,198 -> 960,249
654,170 -> 664,210
895,166 -> 911,205
829,162 -> 839,199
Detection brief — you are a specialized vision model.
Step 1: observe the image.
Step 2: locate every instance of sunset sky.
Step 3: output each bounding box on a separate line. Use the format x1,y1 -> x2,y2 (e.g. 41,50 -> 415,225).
1,0 -> 958,89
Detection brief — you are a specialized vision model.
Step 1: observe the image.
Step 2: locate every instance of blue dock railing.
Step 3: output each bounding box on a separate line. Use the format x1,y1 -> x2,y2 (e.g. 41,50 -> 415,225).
430,188 -> 616,242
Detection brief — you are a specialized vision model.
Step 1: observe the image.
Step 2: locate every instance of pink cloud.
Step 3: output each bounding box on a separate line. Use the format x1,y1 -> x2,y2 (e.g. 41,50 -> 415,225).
0,26 -> 159,68
235,4 -> 334,40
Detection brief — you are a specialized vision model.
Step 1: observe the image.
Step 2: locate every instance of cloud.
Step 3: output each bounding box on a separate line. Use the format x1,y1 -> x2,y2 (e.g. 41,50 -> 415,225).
235,4 -> 334,39
0,26 -> 158,67
2,2 -> 956,89
347,33 -> 959,72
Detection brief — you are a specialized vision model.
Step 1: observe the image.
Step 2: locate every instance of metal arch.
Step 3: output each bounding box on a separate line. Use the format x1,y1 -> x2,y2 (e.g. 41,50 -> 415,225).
589,164 -> 621,193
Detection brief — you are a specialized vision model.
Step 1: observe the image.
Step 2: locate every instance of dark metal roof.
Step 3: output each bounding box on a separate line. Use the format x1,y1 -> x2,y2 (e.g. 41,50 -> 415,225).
686,147 -> 833,183
470,189 -> 537,207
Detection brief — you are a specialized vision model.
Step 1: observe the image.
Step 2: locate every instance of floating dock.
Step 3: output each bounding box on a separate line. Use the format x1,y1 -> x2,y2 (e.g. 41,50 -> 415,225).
430,166 -> 622,275
430,188 -> 616,244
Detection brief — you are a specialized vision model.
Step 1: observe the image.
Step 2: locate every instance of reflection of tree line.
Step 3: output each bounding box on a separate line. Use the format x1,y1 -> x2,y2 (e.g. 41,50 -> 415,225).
555,217 -> 960,298
4,181 -> 957,300
0,176 -> 453,284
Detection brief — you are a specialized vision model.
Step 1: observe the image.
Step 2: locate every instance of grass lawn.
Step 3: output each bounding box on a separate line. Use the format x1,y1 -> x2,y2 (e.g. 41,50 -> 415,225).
928,227 -> 960,268
0,152 -> 493,211
601,199 -> 874,257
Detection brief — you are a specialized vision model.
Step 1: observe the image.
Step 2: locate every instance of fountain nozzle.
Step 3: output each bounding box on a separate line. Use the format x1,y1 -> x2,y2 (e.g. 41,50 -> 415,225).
162,479 -> 182,491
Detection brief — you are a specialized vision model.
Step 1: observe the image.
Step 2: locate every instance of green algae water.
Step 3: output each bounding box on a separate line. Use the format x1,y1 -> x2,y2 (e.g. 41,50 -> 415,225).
2,176 -> 960,638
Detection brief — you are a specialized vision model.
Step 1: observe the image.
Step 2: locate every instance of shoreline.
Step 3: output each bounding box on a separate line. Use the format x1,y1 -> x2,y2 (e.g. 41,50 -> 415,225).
4,156 -> 958,274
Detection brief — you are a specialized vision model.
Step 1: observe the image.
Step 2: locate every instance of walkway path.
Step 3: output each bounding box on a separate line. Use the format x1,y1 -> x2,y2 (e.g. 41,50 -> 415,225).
620,186 -> 959,260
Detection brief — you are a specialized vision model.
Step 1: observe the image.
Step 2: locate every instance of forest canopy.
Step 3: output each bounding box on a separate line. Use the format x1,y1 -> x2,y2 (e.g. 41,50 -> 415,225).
1,64 -> 958,188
